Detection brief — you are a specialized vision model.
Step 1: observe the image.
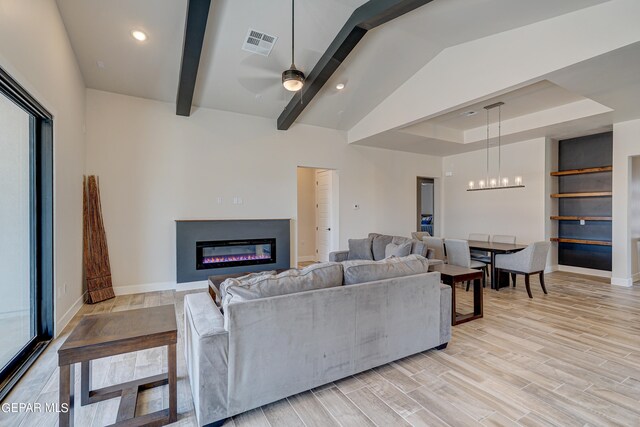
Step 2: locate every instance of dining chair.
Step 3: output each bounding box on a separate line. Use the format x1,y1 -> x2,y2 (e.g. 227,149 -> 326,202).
411,231 -> 431,241
468,233 -> 490,242
494,241 -> 551,298
475,234 -> 517,265
469,233 -> 491,264
444,239 -> 487,288
423,236 -> 446,263
492,235 -> 516,244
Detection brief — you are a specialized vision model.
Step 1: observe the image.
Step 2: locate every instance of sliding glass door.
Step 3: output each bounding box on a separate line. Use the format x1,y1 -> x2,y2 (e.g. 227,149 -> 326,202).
0,94 -> 33,369
0,67 -> 53,400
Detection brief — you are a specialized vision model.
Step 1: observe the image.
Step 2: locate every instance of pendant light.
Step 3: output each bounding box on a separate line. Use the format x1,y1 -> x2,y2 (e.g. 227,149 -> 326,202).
282,0 -> 305,92
467,102 -> 524,191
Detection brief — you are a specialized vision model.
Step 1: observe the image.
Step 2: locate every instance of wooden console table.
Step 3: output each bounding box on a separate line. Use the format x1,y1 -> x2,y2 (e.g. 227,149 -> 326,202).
58,305 -> 177,427
430,264 -> 483,325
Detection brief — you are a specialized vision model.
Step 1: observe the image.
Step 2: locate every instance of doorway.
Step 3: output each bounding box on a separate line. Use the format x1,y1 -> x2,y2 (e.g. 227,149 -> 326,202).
417,177 -> 435,235
297,167 -> 339,265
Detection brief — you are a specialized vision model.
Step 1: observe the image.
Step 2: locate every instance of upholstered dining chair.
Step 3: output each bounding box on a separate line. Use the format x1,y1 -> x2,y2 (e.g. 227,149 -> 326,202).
469,233 -> 491,264
473,234 -> 518,265
424,236 -> 446,263
493,235 -> 516,244
444,239 -> 487,288
411,231 -> 431,241
494,241 -> 551,298
468,233 -> 490,242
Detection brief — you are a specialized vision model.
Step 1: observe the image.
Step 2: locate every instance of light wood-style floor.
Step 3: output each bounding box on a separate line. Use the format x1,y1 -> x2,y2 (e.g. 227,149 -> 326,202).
4,272 -> 640,427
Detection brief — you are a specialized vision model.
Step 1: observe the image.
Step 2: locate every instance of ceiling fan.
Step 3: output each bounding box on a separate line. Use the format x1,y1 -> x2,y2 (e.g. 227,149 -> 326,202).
282,0 -> 305,92
237,0 -> 318,101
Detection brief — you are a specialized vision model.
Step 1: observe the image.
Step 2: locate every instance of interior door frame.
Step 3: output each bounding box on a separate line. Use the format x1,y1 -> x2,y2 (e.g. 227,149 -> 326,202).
417,177 -> 435,233
315,169 -> 340,262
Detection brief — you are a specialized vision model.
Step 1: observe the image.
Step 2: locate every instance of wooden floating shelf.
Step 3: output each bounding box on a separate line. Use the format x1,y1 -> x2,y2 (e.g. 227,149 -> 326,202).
550,166 -> 613,176
550,216 -> 612,221
550,238 -> 612,246
550,192 -> 612,198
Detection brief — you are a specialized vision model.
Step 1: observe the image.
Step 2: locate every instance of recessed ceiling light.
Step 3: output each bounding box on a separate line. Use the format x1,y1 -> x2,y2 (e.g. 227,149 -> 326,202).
131,30 -> 147,42
461,110 -> 477,117
336,83 -> 345,90
96,61 -> 105,69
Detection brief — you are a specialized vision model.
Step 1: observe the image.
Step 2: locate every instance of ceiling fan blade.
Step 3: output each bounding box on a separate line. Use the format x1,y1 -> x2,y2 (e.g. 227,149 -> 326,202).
237,76 -> 280,95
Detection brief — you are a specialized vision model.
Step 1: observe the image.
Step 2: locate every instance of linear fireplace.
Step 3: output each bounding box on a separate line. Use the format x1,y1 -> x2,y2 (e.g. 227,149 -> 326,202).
176,219 -> 290,283
196,238 -> 276,270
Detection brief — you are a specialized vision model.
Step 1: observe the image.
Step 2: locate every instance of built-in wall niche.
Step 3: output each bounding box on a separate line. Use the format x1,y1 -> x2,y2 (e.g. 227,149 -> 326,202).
550,132 -> 612,271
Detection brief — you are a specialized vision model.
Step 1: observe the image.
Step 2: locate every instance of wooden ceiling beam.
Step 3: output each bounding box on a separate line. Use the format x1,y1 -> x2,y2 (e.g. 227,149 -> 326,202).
176,0 -> 211,116
277,0 -> 434,130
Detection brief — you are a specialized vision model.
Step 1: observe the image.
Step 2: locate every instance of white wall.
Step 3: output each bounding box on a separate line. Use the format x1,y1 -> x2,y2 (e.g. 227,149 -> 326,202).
297,168 -> 316,261
0,0 -> 87,334
85,89 -> 442,292
612,118 -> 640,285
442,138 -> 547,245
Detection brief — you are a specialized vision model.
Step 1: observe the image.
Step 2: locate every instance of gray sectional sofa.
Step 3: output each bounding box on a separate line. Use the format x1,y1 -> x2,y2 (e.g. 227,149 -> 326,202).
329,232 -> 442,264
183,255 -> 451,426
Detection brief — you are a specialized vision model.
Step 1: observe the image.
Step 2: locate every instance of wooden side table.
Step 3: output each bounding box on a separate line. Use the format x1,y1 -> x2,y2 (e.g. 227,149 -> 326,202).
58,305 -> 178,427
430,264 -> 483,325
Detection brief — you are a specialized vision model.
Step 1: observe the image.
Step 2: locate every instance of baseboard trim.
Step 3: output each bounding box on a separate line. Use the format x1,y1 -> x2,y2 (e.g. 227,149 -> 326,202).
113,280 -> 208,296
113,281 -> 175,296
298,256 -> 316,263
611,276 -> 634,287
544,265 -> 559,274
56,292 -> 86,337
176,280 -> 209,292
557,265 -> 612,279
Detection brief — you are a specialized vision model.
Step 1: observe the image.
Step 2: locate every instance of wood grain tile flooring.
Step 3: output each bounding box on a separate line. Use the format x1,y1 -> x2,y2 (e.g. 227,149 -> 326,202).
3,272 -> 640,426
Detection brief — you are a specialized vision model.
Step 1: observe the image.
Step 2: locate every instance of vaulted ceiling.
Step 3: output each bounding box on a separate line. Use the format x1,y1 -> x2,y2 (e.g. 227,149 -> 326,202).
56,0 -> 608,131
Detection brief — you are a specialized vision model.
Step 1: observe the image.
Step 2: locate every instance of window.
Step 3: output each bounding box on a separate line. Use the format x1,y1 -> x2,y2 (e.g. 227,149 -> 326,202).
0,66 -> 53,400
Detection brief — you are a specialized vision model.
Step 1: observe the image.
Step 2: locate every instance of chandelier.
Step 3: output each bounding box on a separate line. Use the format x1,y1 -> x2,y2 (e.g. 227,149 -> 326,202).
467,102 -> 525,191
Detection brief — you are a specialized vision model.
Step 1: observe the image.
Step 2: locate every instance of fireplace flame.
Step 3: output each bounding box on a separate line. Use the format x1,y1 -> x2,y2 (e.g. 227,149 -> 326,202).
202,254 -> 271,264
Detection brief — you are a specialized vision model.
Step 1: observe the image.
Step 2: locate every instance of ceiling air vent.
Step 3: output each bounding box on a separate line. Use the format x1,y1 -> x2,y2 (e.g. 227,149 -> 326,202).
242,29 -> 278,56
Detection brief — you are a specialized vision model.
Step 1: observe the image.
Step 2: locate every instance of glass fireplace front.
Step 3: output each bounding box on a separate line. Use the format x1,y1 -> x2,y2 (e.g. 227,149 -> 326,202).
196,238 -> 276,270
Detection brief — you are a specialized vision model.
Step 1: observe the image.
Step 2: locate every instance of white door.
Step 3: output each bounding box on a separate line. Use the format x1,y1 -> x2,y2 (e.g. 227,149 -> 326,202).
315,170 -> 333,262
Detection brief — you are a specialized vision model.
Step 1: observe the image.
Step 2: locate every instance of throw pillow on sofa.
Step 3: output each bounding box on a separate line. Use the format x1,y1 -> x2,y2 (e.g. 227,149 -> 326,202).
392,236 -> 428,258
342,254 -> 430,285
222,262 -> 344,307
385,242 -> 412,258
348,237 -> 374,260
368,233 -> 394,260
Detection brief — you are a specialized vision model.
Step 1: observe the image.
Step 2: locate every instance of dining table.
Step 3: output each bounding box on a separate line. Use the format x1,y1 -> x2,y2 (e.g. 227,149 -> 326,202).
467,240 -> 528,289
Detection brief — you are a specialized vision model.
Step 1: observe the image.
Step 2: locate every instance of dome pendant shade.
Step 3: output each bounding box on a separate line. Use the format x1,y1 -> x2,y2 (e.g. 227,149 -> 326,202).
282,65 -> 305,92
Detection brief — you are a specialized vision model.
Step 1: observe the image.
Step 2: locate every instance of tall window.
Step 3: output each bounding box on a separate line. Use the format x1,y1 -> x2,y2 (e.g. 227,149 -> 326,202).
0,67 -> 53,400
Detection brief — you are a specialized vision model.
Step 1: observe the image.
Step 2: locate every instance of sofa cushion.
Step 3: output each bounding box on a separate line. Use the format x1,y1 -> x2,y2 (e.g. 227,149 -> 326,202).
222,262 -> 343,307
219,270 -> 276,303
369,233 -> 394,261
385,242 -> 412,258
342,254 -> 430,285
348,237 -> 373,260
